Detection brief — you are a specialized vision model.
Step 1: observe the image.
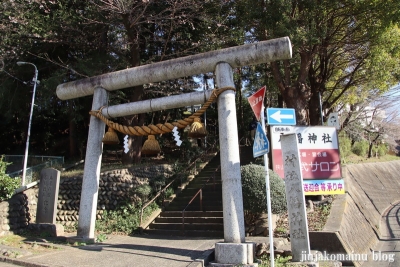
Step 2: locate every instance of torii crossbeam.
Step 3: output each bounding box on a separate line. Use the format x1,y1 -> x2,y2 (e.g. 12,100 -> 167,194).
56,37 -> 292,266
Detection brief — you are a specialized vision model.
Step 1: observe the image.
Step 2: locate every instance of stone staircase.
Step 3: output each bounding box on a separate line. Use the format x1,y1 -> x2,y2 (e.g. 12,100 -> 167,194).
144,146 -> 254,237
144,153 -> 224,237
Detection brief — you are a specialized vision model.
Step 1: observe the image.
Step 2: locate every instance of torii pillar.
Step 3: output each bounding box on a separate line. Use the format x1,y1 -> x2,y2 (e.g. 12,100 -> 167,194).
211,62 -> 253,266
56,37 -> 292,266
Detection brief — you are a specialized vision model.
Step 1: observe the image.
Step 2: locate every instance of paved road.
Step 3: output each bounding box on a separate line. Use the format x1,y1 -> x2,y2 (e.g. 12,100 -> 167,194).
363,203 -> 400,266
0,234 -> 221,267
0,262 -> 17,267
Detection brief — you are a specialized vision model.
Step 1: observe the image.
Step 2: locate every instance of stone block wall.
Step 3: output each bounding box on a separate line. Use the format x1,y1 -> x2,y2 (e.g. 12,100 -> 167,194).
0,164 -> 174,233
0,186 -> 38,236
57,164 -> 174,226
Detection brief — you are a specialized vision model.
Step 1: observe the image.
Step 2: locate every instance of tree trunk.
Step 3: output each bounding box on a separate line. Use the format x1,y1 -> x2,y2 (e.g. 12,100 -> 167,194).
271,58 -> 311,126
121,15 -> 145,164
367,133 -> 381,158
235,68 -> 245,143
308,91 -> 322,126
281,84 -> 309,125
121,85 -> 145,164
69,119 -> 78,158
368,142 -> 373,158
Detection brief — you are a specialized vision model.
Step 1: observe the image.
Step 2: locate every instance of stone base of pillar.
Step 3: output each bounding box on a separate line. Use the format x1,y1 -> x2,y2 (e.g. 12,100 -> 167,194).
28,223 -> 64,237
66,236 -> 95,244
209,242 -> 258,267
210,263 -> 258,267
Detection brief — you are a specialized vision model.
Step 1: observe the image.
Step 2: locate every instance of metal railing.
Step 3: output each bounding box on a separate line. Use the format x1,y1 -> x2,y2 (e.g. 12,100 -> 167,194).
4,155 -> 64,184
139,155 -> 209,229
181,165 -> 220,234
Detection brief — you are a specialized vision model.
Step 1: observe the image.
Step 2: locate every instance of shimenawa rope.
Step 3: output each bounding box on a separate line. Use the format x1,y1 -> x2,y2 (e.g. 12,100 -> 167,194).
89,87 -> 235,136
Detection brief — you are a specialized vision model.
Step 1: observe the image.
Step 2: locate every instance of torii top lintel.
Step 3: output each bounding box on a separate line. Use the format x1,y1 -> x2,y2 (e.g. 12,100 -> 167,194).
56,37 -> 292,101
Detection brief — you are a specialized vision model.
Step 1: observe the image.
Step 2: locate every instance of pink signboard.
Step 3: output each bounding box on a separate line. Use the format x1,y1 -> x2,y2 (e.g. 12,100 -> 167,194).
271,126 -> 342,179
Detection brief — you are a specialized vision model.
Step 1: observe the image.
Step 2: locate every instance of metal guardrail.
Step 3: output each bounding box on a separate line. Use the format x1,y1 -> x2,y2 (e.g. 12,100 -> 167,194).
4,155 -> 64,184
181,165 -> 219,234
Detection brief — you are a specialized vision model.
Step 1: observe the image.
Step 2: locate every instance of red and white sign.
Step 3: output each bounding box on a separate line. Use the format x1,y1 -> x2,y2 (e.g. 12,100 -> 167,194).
271,126 -> 342,179
247,86 -> 266,121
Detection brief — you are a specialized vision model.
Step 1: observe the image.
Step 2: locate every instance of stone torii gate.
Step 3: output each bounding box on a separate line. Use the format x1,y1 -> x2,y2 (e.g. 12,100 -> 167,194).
56,37 -> 292,266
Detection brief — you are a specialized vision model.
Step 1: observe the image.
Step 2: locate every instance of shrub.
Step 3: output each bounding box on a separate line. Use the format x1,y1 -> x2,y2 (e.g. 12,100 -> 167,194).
0,156 -> 20,201
95,202 -> 158,234
373,143 -> 388,157
241,164 -> 287,226
338,133 -> 352,158
133,184 -> 153,204
351,140 -> 369,157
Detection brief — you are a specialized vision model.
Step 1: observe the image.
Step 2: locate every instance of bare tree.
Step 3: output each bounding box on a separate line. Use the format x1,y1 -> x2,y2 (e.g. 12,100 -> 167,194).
340,86 -> 400,157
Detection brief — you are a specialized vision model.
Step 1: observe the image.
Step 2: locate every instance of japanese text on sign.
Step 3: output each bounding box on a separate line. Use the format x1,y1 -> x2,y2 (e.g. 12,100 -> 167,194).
302,179 -> 345,196
271,126 -> 342,179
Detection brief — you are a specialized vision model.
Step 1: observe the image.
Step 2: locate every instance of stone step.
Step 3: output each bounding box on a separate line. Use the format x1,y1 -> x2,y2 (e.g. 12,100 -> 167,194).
144,229 -> 224,238
178,184 -> 222,192
167,202 -> 223,211
155,217 -> 223,224
187,177 -> 222,183
160,211 -> 223,217
145,153 -> 224,237
170,194 -> 222,202
165,204 -> 223,212
149,222 -> 223,231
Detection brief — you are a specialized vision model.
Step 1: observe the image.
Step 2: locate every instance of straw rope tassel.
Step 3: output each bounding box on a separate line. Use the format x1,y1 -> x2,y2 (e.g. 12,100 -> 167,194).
102,127 -> 120,145
188,117 -> 207,138
141,135 -> 161,155
89,87 -> 235,136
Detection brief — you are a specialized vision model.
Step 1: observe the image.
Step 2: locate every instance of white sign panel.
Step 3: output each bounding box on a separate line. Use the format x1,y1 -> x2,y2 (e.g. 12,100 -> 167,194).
271,126 -> 342,179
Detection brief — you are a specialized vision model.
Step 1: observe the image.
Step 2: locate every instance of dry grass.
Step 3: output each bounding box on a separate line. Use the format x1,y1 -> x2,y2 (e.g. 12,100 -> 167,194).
61,154 -> 173,179
342,153 -> 400,165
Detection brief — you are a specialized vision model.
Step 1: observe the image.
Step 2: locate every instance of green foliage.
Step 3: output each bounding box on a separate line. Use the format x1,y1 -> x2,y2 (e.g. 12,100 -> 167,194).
258,254 -> 292,267
352,140 -> 369,157
338,133 -> 352,158
241,164 -> 287,226
373,144 -> 389,157
150,175 -> 166,192
0,156 -> 19,201
268,170 -> 287,215
95,202 -> 158,235
95,233 -> 108,243
164,187 -> 175,199
232,0 -> 400,125
133,184 -> 153,204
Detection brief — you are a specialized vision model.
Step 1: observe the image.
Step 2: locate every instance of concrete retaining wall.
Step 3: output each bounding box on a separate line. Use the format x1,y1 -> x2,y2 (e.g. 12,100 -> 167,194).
310,160 -> 400,266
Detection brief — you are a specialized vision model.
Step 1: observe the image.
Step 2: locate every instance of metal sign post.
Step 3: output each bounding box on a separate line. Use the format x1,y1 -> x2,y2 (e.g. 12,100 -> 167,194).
248,86 -> 274,266
261,105 -> 275,267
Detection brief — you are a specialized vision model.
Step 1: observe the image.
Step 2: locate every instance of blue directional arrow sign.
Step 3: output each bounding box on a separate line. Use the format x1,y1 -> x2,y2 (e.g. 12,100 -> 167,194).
253,123 -> 269,158
267,108 -> 296,125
